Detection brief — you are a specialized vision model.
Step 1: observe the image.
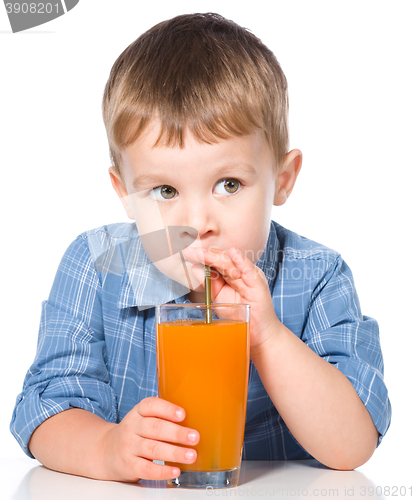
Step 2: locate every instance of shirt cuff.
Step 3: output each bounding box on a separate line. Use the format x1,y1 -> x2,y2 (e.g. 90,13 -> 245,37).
332,357 -> 392,446
10,377 -> 118,458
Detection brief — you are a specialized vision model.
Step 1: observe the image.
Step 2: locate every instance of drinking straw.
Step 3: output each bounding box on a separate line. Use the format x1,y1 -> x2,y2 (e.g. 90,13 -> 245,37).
204,265 -> 212,324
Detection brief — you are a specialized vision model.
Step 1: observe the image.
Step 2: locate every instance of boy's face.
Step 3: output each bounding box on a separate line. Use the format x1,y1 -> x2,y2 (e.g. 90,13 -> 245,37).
110,120 -> 301,302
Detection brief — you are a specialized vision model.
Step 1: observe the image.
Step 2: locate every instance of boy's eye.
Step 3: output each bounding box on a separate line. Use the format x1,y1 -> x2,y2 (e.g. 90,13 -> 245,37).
150,185 -> 177,201
214,178 -> 241,195
150,178 -> 241,201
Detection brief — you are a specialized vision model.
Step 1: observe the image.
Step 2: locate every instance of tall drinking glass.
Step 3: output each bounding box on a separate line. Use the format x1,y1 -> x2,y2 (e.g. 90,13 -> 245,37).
156,304 -> 250,489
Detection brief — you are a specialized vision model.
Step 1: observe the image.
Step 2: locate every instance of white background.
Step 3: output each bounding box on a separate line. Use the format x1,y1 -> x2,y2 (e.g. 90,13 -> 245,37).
1,0 -> 415,495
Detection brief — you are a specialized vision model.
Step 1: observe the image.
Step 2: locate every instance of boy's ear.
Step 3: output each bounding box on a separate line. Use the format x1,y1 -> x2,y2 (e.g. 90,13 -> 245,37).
274,149 -> 303,206
109,166 -> 135,219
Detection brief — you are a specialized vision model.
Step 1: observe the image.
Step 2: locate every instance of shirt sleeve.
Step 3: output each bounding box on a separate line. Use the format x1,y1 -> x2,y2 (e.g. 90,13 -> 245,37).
302,254 -> 391,446
10,235 -> 118,458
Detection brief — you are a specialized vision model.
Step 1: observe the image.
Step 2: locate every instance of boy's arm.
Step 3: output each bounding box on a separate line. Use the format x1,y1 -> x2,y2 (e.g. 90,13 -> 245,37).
14,234 -> 199,481
10,235 -> 118,460
183,246 -> 389,470
250,322 -> 379,470
28,398 -> 200,482
28,409 -> 114,480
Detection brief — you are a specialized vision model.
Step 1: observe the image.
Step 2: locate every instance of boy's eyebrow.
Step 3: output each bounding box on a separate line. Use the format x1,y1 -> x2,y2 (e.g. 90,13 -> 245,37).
132,163 -> 257,189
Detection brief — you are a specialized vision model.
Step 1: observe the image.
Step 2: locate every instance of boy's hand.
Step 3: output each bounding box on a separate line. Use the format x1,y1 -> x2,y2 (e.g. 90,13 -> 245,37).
183,246 -> 280,350
102,397 -> 199,482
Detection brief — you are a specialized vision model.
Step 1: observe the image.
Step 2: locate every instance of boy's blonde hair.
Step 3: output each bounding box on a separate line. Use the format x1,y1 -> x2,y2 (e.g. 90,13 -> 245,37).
102,13 -> 289,176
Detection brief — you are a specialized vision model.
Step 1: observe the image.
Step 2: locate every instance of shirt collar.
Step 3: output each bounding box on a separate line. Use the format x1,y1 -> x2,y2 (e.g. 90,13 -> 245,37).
255,220 -> 280,293
114,221 -> 279,309
116,231 -> 190,309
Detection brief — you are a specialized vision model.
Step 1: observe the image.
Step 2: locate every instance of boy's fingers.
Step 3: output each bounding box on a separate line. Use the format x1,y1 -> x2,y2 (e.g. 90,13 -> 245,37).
205,248 -> 259,286
136,397 -> 186,421
185,247 -> 261,291
135,457 -> 181,481
228,247 -> 260,286
138,438 -> 197,464
137,417 -> 200,446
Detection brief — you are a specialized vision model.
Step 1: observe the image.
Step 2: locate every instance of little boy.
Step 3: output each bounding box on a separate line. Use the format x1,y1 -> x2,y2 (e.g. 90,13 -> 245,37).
10,13 -> 391,482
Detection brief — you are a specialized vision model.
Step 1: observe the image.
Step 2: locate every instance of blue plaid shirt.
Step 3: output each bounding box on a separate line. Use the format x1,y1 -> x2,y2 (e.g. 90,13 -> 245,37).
10,220 -> 391,459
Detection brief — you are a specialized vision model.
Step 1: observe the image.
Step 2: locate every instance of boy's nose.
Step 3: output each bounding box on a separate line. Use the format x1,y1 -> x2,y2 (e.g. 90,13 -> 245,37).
139,226 -> 198,262
182,204 -> 218,241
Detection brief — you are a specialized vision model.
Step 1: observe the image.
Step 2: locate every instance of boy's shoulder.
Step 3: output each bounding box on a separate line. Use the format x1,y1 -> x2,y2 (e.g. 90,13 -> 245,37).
82,221 -> 137,242
75,222 -> 190,308
271,220 -> 341,266
77,222 -> 138,263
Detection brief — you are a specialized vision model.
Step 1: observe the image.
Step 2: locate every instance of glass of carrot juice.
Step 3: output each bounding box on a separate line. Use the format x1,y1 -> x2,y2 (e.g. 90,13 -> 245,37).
156,303 -> 250,489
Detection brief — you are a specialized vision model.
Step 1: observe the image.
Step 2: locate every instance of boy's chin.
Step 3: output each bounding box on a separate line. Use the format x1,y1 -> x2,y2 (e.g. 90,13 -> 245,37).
151,255 -> 203,290
191,283 -> 205,293
188,289 -> 207,304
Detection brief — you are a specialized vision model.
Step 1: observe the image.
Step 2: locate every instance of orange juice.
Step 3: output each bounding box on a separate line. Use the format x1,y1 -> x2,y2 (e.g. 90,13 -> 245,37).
156,319 -> 249,471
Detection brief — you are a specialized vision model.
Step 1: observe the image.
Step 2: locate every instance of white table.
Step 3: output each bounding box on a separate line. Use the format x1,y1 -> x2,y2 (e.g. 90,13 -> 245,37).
2,456 -> 409,500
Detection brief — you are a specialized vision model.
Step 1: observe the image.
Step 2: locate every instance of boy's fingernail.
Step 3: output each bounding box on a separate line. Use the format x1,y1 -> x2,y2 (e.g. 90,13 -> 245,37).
185,450 -> 195,460
187,431 -> 197,442
175,409 -> 184,419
